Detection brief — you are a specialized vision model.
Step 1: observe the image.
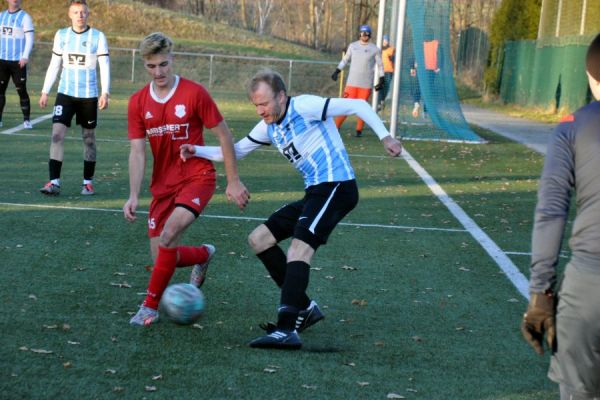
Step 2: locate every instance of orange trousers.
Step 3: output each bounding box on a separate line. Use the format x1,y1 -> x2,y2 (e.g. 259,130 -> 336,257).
335,85 -> 372,132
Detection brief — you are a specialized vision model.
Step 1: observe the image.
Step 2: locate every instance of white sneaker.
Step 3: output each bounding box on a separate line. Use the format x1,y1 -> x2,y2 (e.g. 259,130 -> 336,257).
190,244 -> 216,288
23,120 -> 32,129
81,183 -> 95,195
129,305 -> 159,326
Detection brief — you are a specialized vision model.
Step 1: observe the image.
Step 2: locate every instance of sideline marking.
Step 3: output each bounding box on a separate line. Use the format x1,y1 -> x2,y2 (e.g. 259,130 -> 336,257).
401,149 -> 530,299
1,114 -> 53,134
0,202 -> 467,233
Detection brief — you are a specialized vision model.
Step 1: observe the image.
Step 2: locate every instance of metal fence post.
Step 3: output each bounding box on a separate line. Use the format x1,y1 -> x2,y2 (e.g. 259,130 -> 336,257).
131,49 -> 136,82
288,60 -> 293,93
209,55 -> 214,90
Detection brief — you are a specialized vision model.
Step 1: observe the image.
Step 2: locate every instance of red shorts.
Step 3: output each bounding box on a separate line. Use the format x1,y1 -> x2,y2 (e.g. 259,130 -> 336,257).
147,177 -> 215,238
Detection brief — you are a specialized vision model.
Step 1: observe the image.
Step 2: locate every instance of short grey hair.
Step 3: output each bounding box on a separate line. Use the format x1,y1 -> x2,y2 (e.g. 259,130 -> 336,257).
247,68 -> 287,97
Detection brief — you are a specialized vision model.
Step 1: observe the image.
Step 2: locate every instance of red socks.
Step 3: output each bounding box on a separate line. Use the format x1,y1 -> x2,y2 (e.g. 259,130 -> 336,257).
143,245 -> 210,310
176,245 -> 209,268
143,246 -> 178,310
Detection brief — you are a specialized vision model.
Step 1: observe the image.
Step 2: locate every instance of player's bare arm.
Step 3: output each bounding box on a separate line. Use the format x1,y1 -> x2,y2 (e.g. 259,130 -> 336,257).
210,121 -> 250,210
123,138 -> 146,222
98,93 -> 110,110
39,92 -> 48,108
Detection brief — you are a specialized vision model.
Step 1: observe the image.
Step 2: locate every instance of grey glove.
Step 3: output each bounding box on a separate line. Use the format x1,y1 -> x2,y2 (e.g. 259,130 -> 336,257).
374,77 -> 384,91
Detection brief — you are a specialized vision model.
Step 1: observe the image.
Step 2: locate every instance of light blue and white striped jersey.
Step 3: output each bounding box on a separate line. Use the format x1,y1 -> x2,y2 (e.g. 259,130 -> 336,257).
51,27 -> 109,98
249,95 -> 355,188
0,8 -> 34,61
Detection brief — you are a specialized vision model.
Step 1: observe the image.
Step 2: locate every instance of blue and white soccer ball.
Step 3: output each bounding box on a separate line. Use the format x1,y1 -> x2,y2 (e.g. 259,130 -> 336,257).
161,283 -> 205,325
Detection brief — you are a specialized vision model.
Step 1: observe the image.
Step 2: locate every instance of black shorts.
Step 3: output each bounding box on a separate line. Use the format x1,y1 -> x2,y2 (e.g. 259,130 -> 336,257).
265,180 -> 359,250
0,60 -> 27,91
52,93 -> 98,129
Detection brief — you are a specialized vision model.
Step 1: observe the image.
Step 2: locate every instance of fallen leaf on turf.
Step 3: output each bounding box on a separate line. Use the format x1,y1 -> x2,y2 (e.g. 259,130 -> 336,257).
192,324 -> 204,329
111,337 -> 117,342
63,362 -> 72,368
105,369 -> 117,374
341,265 -> 357,271
325,275 -> 335,280
458,267 -> 470,272
67,341 -> 80,345
113,387 -> 124,393
144,265 -> 153,272
412,336 -> 422,342
263,368 -> 277,373
344,362 -> 356,367
110,282 -> 131,288
302,384 -> 317,390
145,386 -> 157,392
19,346 -> 28,351
507,298 -> 519,303
152,374 -> 162,380
406,388 -> 418,393
310,267 -> 322,271
28,294 -> 37,301
113,272 -> 126,276
374,341 -> 385,347
387,394 -> 405,399
62,324 -> 71,331
351,299 -> 368,306
43,325 -> 58,329
357,381 -> 370,387
30,348 -> 53,354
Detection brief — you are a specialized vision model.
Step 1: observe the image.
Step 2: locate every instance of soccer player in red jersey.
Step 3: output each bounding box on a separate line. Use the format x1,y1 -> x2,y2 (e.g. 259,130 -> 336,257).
124,32 -> 249,326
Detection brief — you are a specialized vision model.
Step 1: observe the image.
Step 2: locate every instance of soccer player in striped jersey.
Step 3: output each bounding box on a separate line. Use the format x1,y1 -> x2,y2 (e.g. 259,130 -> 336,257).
181,69 -> 402,349
0,0 -> 34,129
124,32 -> 249,326
38,0 -> 110,196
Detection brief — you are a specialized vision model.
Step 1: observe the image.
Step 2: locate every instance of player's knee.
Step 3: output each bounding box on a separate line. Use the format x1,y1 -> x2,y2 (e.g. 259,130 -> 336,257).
51,132 -> 65,144
158,227 -> 176,248
82,129 -> 96,145
248,225 -> 275,253
247,230 -> 261,252
15,85 -> 27,96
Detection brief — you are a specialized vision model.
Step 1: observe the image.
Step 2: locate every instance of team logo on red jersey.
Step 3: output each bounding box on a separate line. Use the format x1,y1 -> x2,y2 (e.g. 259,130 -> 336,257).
175,104 -> 186,118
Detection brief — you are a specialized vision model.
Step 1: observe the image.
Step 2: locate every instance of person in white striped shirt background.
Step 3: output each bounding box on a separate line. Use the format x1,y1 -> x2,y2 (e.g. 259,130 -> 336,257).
39,0 -> 110,196
0,0 -> 34,129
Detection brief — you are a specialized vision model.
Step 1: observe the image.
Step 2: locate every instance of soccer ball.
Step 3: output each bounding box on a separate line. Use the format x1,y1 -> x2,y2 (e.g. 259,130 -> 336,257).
160,283 -> 205,325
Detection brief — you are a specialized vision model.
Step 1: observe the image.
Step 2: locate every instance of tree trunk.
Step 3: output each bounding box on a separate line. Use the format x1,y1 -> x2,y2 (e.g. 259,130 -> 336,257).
240,0 -> 248,29
309,0 -> 316,48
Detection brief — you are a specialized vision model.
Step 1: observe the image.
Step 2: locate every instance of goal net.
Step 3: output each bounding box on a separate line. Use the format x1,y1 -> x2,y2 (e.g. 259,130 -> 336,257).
387,0 -> 484,143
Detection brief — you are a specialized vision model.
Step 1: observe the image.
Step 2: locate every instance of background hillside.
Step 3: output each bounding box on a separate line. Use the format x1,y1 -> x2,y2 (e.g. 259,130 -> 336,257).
27,0 -> 335,60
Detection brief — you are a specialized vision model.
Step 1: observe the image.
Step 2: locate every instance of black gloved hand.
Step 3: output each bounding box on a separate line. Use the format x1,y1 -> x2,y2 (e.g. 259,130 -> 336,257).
520,292 -> 556,355
331,68 -> 341,81
374,77 -> 384,91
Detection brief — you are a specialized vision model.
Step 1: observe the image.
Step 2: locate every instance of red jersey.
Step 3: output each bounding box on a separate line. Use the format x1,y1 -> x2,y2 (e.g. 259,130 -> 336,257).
128,76 -> 222,197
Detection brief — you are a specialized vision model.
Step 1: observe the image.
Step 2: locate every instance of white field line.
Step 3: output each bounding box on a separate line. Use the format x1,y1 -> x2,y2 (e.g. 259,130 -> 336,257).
401,149 -> 530,299
0,202 -> 467,233
0,114 -> 53,134
505,251 -> 569,259
1,128 -> 531,297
